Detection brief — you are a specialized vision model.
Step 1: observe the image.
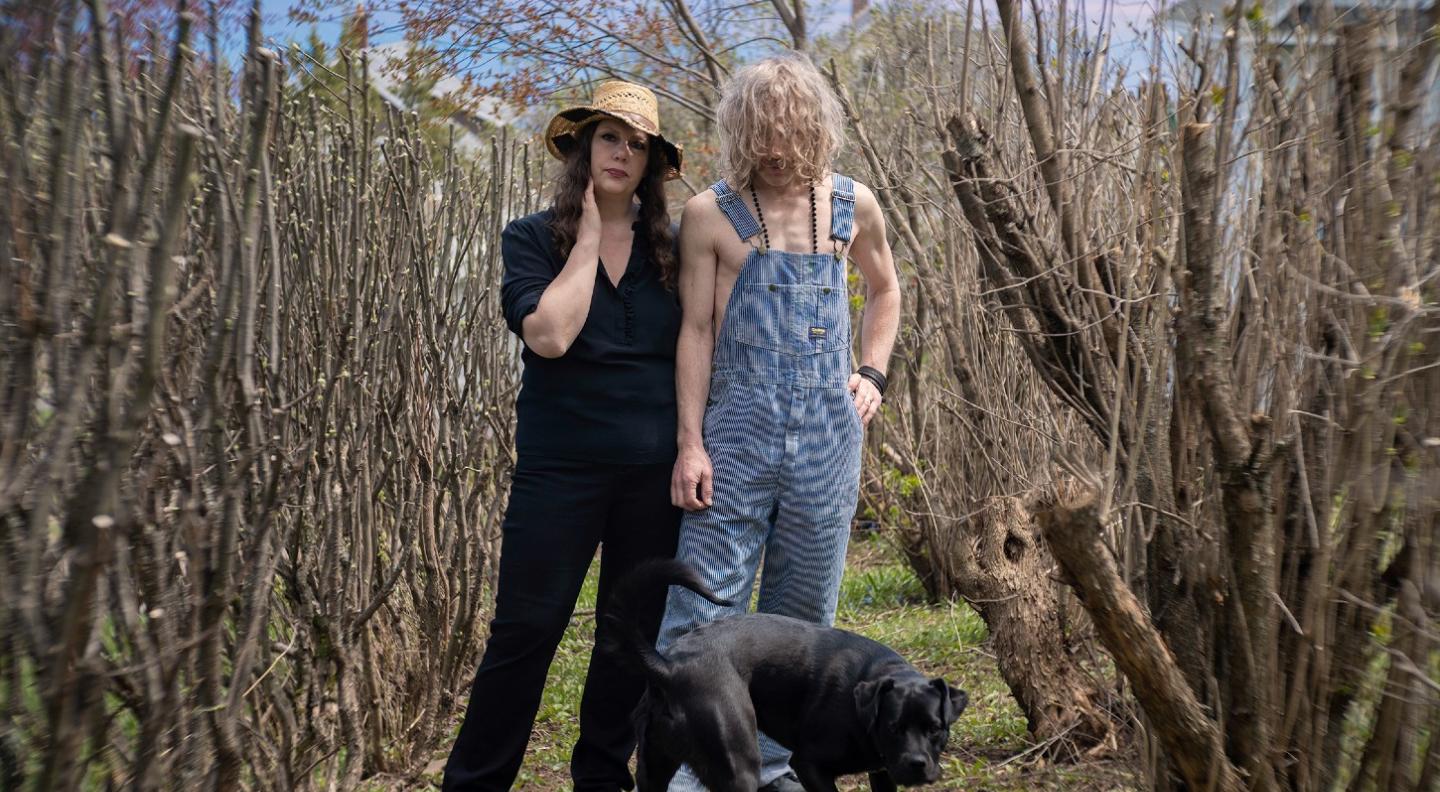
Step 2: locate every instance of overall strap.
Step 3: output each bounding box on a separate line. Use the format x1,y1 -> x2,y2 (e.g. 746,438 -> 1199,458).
829,174 -> 857,245
711,179 -> 762,243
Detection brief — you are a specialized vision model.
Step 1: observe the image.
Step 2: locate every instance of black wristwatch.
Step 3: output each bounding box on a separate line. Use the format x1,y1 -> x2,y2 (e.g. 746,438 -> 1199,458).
856,366 -> 887,396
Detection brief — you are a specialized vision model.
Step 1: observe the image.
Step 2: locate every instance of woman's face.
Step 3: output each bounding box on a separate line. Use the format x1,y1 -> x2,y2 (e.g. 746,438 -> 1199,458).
589,118 -> 650,198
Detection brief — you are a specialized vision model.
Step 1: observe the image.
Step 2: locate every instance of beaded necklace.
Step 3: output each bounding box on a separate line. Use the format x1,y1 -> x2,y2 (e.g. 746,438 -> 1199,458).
749,182 -> 817,255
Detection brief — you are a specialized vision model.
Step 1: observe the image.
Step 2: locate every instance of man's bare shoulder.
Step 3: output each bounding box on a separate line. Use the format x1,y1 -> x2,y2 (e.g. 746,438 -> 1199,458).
846,179 -> 885,233
683,188 -> 723,219
680,189 -> 729,238
849,179 -> 881,212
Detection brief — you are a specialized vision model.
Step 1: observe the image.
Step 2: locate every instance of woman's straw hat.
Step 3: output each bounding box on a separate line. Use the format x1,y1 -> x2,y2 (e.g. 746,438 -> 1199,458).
545,81 -> 683,180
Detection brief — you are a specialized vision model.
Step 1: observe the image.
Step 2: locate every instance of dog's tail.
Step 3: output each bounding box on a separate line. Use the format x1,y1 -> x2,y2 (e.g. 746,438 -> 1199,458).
600,558 -> 732,684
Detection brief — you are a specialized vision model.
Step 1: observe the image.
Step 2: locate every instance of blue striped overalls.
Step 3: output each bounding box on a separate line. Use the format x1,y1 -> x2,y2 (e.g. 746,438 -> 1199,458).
659,174 -> 863,790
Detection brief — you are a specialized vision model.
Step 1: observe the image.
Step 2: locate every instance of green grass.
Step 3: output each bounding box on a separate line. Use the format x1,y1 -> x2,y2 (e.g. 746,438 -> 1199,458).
2,655 -> 45,784
423,533 -> 1135,790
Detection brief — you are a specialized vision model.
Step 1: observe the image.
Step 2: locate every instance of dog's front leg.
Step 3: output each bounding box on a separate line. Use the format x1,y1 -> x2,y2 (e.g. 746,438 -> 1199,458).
789,762 -> 840,792
865,771 -> 897,792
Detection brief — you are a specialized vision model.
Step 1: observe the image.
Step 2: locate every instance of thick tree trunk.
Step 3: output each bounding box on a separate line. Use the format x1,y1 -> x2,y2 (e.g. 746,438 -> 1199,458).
1138,419 -> 1212,700
1037,492 -> 1245,792
949,497 -> 1111,756
888,487 -> 1112,755
1176,121 -> 1279,792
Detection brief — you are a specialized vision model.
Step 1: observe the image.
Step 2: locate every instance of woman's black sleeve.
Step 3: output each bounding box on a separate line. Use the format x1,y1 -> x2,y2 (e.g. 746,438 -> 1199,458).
499,216 -> 558,338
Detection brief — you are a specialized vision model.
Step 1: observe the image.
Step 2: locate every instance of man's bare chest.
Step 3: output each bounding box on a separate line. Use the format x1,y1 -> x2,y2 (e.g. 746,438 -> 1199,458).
713,187 -> 838,271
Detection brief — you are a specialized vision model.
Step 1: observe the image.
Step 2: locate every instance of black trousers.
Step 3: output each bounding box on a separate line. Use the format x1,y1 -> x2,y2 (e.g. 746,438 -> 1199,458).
443,456 -> 682,791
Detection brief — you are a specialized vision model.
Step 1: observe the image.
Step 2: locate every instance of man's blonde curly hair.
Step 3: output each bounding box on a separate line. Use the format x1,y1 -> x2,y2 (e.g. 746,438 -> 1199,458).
717,53 -> 845,189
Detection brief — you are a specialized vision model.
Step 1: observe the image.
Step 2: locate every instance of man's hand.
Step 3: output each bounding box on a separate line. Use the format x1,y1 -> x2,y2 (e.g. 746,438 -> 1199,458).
672,444 -> 714,511
847,373 -> 882,427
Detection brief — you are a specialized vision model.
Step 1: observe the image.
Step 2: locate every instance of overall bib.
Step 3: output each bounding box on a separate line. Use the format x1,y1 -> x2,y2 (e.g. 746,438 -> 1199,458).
658,174 -> 864,790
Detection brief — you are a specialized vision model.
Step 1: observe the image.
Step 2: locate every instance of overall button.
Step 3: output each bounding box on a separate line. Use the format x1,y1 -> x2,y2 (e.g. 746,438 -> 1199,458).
768,284 -> 777,292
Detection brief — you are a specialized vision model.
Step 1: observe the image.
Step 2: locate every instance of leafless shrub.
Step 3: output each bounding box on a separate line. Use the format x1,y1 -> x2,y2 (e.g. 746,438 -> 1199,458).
926,1 -> 1440,789
0,3 -> 540,788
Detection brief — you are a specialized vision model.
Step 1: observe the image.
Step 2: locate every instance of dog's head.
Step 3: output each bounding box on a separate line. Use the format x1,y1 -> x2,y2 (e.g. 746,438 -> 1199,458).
854,675 -> 968,786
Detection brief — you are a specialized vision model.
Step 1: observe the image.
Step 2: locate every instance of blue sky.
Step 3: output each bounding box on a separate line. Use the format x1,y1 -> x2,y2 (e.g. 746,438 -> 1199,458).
256,0 -> 403,51
256,0 -> 1158,57
249,0 -> 1162,100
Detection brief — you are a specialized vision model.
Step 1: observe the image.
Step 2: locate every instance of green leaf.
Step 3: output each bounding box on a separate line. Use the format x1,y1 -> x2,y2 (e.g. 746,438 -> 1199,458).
1368,306 -> 1389,339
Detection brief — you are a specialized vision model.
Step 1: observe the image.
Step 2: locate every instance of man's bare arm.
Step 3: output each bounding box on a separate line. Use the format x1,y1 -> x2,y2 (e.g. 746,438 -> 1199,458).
672,192 -> 720,509
847,182 -> 902,424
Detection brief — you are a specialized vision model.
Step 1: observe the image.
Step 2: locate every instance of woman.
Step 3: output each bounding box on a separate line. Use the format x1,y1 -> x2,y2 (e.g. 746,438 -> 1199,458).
443,81 -> 685,792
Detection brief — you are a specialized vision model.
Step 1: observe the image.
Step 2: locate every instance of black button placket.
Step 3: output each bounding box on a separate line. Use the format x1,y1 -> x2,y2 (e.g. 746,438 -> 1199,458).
614,222 -> 640,345
622,279 -> 637,344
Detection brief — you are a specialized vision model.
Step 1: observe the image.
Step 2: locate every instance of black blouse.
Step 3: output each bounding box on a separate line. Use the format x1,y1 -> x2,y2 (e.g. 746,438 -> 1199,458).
500,209 -> 681,465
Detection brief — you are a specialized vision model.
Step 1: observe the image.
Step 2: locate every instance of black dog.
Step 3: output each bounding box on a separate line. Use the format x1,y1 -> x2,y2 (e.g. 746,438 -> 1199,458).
604,559 -> 968,792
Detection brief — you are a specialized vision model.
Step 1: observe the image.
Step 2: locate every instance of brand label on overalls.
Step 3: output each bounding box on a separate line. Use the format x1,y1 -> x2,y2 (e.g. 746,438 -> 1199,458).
809,327 -> 827,338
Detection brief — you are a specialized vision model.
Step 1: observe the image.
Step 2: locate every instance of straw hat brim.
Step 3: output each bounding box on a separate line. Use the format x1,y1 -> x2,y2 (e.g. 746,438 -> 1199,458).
545,108 -> 683,181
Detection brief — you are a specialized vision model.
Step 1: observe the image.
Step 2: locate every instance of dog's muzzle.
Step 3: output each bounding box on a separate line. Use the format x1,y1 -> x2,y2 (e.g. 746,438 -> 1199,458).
892,754 -> 939,785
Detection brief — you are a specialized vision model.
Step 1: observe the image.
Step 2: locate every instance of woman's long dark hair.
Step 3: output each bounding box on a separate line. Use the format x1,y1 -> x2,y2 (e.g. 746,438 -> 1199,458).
548,122 -> 677,287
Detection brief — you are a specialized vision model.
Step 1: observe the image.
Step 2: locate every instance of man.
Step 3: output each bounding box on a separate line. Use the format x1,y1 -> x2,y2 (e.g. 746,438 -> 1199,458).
660,53 -> 901,792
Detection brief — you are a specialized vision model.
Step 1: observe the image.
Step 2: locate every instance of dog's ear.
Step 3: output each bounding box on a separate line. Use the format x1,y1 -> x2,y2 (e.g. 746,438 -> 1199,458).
932,678 -> 968,725
854,677 -> 895,726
